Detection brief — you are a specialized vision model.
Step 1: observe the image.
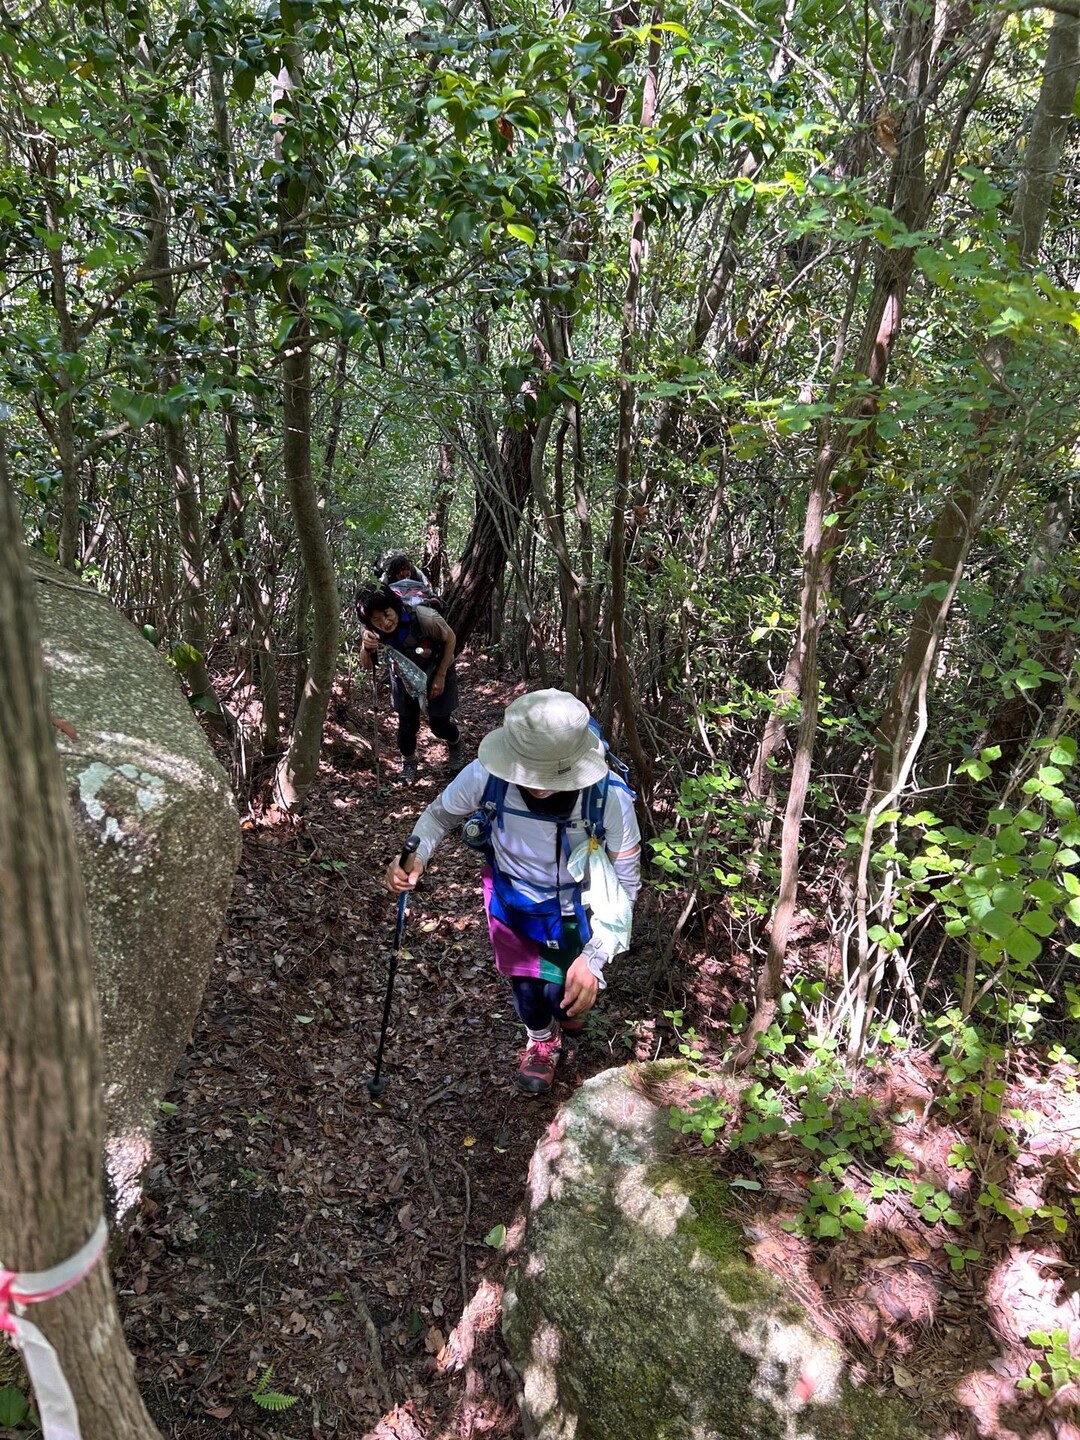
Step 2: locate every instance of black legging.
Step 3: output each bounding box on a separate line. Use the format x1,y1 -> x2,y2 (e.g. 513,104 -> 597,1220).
391,664 -> 460,756
511,976 -> 568,1032
397,702 -> 459,756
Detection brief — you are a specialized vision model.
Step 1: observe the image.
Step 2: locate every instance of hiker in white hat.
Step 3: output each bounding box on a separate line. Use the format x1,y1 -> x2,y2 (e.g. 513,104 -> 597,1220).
385,689 -> 642,1095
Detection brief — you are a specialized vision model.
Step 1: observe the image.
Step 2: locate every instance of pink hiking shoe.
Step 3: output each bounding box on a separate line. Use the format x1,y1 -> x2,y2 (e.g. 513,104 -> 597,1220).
516,1030 -> 563,1095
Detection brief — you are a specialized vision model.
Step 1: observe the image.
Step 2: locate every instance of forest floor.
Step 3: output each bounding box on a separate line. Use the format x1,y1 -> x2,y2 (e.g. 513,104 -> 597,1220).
110,652 -> 1080,1440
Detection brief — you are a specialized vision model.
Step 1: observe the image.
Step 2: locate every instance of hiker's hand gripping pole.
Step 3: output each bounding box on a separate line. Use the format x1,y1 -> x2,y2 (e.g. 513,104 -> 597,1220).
386,842 -> 424,893
367,836 -> 420,1098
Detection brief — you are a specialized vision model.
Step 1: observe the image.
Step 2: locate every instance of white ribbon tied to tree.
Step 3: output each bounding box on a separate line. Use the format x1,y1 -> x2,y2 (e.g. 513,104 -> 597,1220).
567,836 -> 633,957
0,1216 -> 108,1440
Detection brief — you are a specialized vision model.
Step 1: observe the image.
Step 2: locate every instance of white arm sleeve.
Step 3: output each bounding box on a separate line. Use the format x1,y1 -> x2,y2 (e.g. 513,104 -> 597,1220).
411,760 -> 488,865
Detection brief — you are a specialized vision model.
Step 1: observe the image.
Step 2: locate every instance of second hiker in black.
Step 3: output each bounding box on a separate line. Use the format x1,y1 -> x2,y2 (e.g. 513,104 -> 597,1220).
357,583 -> 465,782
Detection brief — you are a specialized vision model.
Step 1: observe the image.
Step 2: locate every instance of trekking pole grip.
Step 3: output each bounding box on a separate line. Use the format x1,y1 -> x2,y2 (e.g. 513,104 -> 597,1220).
399,834 -> 420,874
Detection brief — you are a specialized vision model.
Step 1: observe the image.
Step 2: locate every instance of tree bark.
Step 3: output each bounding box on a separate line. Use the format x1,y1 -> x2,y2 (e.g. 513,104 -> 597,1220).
608,17 -> 661,793
27,140 -> 81,572
0,436 -> 161,1439
442,419 -> 536,647
209,68 -> 281,751
423,442 -> 454,590
271,51 -> 341,810
135,44 -> 218,710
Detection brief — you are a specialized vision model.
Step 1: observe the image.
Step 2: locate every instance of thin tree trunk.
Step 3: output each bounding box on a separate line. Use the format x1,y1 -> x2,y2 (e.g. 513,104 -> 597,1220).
746,13 -> 1004,798
609,17 -> 661,792
423,442 -> 454,590
272,50 -> 340,810
843,10 -> 1080,1057
135,46 -> 217,710
30,141 -> 80,571
572,401 -> 596,699
209,69 -> 281,750
0,435 -> 162,1440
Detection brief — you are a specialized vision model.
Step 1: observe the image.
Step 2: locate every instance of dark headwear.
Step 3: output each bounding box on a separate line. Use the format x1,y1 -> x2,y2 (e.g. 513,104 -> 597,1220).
378,550 -> 414,583
356,582 -> 404,625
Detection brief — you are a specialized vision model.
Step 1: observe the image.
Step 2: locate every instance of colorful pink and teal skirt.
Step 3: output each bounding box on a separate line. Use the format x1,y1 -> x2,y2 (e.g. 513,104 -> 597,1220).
482,866 -> 583,984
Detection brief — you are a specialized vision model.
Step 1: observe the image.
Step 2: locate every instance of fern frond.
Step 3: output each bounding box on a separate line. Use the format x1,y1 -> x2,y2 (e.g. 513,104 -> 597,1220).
251,1365 -> 298,1412
253,1390 -> 298,1412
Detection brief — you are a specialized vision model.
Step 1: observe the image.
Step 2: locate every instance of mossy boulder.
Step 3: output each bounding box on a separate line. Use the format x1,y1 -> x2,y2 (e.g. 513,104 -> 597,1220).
503,1067 -> 925,1440
30,554 -> 240,1224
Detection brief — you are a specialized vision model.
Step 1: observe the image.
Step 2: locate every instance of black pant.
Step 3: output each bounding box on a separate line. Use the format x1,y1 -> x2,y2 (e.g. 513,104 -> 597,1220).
391,665 -> 460,755
511,977 -> 567,1032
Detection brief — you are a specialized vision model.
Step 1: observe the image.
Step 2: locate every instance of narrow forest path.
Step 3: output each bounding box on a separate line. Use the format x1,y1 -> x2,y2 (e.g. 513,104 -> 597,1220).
114,655 -> 662,1440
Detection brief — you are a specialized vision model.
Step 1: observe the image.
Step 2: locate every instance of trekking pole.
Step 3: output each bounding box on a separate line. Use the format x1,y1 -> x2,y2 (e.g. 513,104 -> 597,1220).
370,660 -> 383,797
367,835 -> 420,1097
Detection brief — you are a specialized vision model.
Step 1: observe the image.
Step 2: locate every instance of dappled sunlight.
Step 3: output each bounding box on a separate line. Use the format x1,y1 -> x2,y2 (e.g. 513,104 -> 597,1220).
434,1278 -> 503,1376
105,1128 -> 154,1226
507,1070 -> 914,1440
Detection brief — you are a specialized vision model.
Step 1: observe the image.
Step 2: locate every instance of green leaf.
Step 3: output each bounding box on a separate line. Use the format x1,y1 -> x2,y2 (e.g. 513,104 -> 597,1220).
980,907 -> 1015,941
1004,926 -> 1041,964
1020,908 -> 1056,937
274,313 -> 298,349
506,221 -> 536,246
233,62 -> 257,102
0,1388 -> 29,1426
969,176 -> 1004,210
111,386 -> 156,429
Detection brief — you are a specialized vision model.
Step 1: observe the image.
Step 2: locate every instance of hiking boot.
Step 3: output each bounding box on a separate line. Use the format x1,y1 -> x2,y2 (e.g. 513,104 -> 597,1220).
400,754 -> 418,784
447,739 -> 466,774
516,1030 -> 563,1095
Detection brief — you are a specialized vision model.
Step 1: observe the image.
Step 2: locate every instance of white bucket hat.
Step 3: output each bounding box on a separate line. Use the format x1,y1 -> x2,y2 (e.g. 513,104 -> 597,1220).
478,689 -> 609,791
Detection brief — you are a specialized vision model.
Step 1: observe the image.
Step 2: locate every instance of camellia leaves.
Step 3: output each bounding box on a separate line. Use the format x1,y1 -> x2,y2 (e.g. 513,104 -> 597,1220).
110,387 -> 156,429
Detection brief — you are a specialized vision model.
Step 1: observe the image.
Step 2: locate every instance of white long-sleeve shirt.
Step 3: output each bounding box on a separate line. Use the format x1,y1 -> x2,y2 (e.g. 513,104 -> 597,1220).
411,760 -> 641,977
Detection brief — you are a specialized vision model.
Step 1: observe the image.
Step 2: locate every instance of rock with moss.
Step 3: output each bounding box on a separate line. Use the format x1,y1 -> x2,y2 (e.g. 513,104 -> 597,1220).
503,1066 -> 925,1440
30,554 -> 240,1225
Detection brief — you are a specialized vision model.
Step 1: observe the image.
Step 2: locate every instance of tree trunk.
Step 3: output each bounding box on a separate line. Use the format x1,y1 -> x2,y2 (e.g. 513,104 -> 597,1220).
135,51 -> 218,710
271,51 -> 341,810
423,442 -> 454,590
443,420 -> 535,647
609,17 -> 660,792
209,69 -> 281,751
0,436 -> 161,1440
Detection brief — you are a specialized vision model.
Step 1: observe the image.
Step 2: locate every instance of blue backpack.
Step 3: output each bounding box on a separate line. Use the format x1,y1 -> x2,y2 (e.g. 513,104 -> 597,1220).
462,721 -> 633,950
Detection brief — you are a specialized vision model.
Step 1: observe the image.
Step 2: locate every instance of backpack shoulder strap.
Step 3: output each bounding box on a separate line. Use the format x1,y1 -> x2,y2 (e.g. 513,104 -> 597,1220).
482,773 -> 509,828
584,773 -> 610,839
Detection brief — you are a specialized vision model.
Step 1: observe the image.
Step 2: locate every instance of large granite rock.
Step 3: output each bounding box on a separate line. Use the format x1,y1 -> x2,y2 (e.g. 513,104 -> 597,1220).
30,554 -> 240,1223
503,1067 -> 924,1440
